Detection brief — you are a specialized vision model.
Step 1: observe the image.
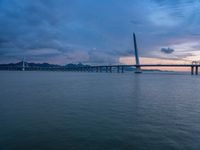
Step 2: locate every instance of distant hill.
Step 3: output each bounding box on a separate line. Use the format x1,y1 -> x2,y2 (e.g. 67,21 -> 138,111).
0,62 -> 90,68
0,62 -> 170,72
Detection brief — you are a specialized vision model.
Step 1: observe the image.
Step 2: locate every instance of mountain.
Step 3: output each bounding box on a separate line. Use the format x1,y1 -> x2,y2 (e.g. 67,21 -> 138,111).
0,62 -> 169,72
0,62 -> 90,68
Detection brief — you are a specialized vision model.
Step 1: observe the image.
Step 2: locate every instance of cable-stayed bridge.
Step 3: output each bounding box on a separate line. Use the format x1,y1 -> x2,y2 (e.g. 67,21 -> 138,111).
0,33 -> 199,75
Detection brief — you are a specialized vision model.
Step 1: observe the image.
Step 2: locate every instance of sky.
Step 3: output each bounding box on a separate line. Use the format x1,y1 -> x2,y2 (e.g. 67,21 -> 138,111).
0,0 -> 200,67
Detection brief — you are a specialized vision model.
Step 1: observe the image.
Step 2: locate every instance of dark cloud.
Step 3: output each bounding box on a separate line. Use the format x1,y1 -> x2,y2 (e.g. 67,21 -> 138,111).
161,47 -> 175,54
0,0 -> 199,64
87,49 -> 118,64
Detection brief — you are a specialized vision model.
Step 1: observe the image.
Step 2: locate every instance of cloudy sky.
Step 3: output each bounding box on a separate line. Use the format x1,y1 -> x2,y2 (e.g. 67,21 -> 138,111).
0,0 -> 200,65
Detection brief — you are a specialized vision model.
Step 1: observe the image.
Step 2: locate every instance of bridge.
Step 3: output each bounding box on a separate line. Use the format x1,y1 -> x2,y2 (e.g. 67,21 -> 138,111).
1,64 -> 199,75
0,33 -> 199,75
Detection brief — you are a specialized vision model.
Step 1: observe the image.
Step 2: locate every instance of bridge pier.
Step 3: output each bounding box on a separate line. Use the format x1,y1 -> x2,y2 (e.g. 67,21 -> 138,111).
191,66 -> 198,75
117,66 -> 120,73
90,67 -> 93,72
109,66 -> 112,73
135,66 -> 142,74
106,66 -> 108,72
191,66 -> 193,75
100,66 -> 102,72
96,66 -> 99,72
89,67 -> 93,72
121,66 -> 124,73
196,66 -> 198,75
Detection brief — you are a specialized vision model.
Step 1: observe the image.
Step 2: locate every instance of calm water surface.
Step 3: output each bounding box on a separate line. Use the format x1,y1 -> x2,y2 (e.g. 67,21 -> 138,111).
0,71 -> 200,150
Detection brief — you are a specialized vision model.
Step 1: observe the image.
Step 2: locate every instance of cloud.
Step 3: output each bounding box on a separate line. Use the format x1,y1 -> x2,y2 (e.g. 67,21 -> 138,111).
86,49 -> 118,65
0,0 -> 200,64
160,47 -> 175,54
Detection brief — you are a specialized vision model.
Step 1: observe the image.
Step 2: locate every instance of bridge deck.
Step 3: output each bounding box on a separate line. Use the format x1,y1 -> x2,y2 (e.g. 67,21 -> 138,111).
0,64 -> 199,75
92,64 -> 200,67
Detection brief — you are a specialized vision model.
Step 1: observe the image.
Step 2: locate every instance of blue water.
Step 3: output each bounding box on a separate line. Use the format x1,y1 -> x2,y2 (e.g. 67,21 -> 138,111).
0,71 -> 200,150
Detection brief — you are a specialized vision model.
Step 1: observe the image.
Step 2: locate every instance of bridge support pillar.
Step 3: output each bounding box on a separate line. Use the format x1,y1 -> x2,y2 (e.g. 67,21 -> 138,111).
117,66 -> 120,73
135,66 -> 142,74
191,66 -> 194,75
100,67 -> 102,72
196,66 -> 198,75
96,67 -> 98,72
121,66 -> 124,73
106,66 -> 108,72
109,66 -> 112,73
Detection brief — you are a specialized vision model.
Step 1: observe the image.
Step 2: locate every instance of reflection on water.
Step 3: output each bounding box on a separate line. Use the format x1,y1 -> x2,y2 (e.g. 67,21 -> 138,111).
0,71 -> 200,150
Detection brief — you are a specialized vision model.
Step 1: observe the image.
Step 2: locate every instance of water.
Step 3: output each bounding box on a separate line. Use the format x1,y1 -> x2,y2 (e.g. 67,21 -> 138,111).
0,71 -> 200,150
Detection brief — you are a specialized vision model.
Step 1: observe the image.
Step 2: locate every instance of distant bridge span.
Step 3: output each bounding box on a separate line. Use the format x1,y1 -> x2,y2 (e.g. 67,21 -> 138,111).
88,64 -> 199,75
0,63 -> 199,75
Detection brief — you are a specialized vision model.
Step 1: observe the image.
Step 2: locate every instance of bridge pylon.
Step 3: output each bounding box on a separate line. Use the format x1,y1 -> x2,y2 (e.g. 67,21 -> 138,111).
133,33 -> 142,73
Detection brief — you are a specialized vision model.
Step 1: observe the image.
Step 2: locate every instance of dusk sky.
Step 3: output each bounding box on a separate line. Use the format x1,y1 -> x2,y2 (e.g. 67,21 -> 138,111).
0,0 -> 200,65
